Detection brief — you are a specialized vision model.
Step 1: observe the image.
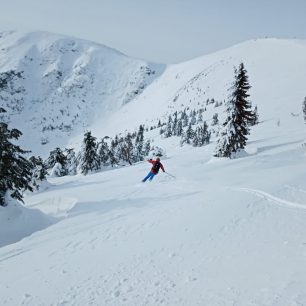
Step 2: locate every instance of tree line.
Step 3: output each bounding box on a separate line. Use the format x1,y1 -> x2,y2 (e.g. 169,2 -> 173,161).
45,125 -> 155,177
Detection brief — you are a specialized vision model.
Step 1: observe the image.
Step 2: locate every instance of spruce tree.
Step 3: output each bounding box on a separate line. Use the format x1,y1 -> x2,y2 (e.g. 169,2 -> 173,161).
121,133 -> 134,165
97,138 -> 110,166
214,63 -> 252,158
79,131 -> 100,175
109,139 -> 118,167
198,121 -> 211,146
65,148 -> 77,175
144,139 -> 151,157
192,122 -> 211,147
29,156 -> 48,190
0,108 -> 33,206
212,113 -> 219,126
181,123 -> 195,145
46,147 -> 67,174
182,110 -> 189,127
172,112 -> 178,136
233,62 -> 253,131
176,119 -> 183,136
197,111 -> 203,123
116,137 -> 125,162
135,125 -> 145,161
192,127 -> 200,147
165,115 -> 173,138
190,110 -> 197,125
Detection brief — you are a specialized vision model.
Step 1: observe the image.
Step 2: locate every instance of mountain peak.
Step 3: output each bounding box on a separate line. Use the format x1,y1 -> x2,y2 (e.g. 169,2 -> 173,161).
0,30 -> 164,155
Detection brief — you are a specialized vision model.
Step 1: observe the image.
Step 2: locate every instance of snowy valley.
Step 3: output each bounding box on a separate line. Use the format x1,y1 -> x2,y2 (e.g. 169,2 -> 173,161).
1,31 -> 306,306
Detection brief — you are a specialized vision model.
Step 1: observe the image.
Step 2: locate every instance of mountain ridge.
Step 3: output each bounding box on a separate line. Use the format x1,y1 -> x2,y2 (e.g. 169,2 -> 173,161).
0,30 -> 164,156
1,31 -> 305,156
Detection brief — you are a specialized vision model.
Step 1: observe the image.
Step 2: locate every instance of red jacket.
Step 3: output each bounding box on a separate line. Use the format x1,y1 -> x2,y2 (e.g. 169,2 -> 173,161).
148,159 -> 165,174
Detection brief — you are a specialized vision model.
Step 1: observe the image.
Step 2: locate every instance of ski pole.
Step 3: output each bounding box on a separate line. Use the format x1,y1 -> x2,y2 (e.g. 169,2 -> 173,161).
165,171 -> 176,179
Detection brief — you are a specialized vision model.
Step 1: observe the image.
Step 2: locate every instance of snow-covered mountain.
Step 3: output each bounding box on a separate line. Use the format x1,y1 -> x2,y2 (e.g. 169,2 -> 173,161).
2,32 -> 306,157
0,31 -> 164,155
1,32 -> 306,305
98,38 -> 306,137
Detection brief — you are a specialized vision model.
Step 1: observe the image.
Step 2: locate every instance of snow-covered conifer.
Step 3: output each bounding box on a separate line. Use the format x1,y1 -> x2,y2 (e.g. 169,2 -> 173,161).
212,113 -> 219,126
29,156 -> 48,190
199,121 -> 211,146
0,109 -> 33,206
109,139 -> 118,167
172,112 -> 178,136
97,138 -> 110,167
214,63 -> 252,158
190,110 -> 197,125
183,111 -> 189,127
118,133 -> 134,165
181,123 -> 195,145
197,111 -> 203,123
65,148 -> 78,175
176,119 -> 183,136
165,115 -> 173,138
78,131 -> 100,175
116,137 -> 125,162
135,125 -> 145,161
144,139 -> 151,157
192,122 -> 210,147
192,128 -> 200,147
46,147 -> 67,176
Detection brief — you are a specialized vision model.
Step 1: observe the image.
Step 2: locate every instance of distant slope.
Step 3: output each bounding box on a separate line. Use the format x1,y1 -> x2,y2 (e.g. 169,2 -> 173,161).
0,31 -> 164,155
97,38 -> 306,137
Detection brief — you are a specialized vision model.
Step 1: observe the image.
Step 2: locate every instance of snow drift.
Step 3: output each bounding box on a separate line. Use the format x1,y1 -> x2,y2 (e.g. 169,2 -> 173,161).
0,196 -> 55,247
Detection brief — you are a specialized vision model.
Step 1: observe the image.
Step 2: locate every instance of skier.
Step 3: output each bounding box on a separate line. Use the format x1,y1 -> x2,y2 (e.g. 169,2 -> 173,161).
142,157 -> 165,182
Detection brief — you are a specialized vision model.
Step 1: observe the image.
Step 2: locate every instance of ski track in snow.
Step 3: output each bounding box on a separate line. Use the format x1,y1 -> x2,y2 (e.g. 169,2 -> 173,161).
238,187 -> 306,211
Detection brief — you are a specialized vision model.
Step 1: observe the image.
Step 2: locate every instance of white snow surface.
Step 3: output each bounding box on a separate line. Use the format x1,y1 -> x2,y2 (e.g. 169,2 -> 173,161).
98,38 -> 306,137
0,196 -> 55,248
1,34 -> 306,305
1,117 -> 306,305
0,30 -> 164,156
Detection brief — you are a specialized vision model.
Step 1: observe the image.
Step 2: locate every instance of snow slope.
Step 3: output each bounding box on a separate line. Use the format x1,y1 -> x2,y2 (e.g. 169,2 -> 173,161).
1,36 -> 306,305
0,31 -> 164,156
1,114 -> 306,305
96,38 -> 306,137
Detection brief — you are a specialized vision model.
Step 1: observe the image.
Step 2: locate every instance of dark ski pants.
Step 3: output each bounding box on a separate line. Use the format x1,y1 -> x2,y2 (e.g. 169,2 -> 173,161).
142,171 -> 155,182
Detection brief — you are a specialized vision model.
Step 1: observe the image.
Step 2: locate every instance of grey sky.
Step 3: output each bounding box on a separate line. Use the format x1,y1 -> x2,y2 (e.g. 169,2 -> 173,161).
0,0 -> 306,63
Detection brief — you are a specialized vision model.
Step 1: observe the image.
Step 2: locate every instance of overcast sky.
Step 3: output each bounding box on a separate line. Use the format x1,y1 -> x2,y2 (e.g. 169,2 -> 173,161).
1,0 -> 306,63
